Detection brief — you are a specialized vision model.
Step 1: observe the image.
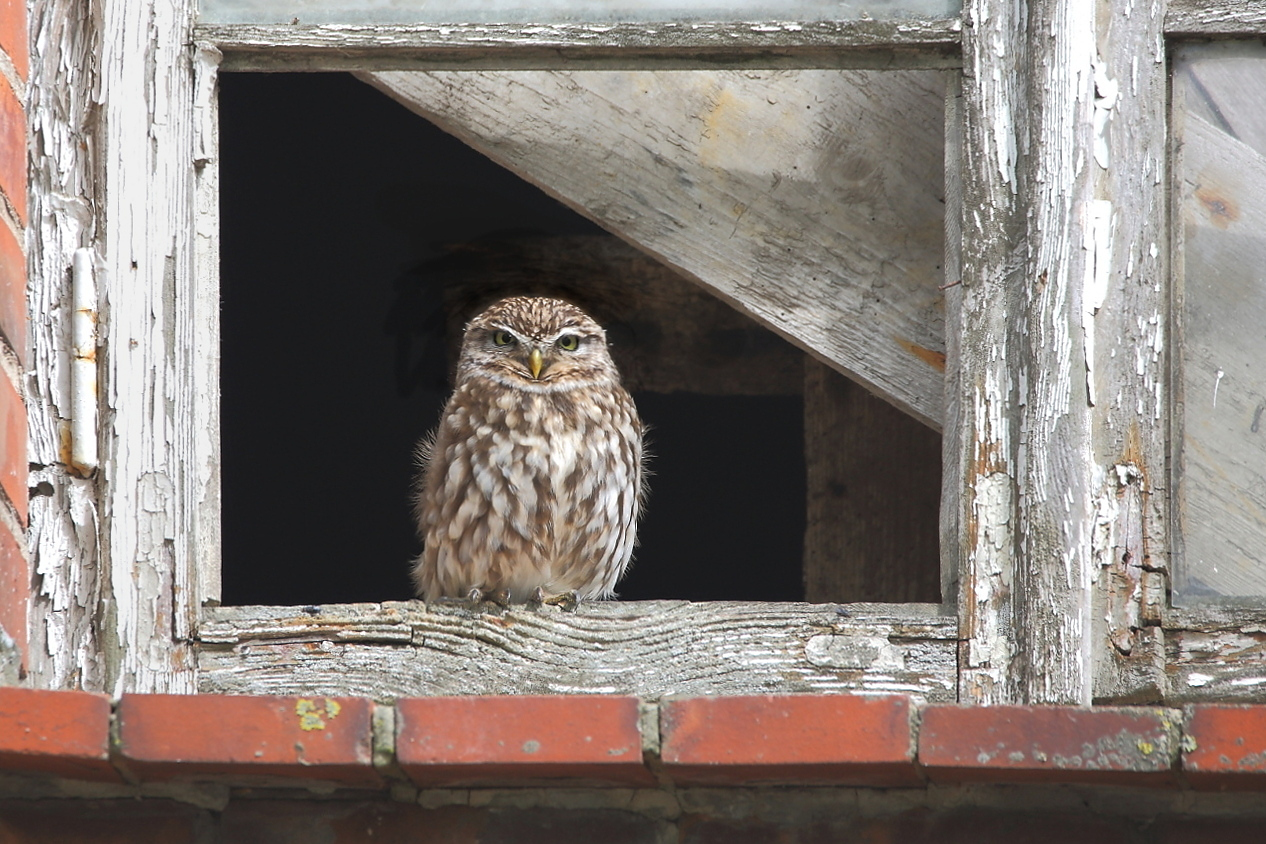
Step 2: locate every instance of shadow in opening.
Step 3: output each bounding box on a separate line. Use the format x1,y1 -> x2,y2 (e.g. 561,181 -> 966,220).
218,72 -> 807,606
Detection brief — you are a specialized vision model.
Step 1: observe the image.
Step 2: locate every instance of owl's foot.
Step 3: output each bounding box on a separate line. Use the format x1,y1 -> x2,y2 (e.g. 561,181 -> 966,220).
462,586 -> 512,610
530,588 -> 579,612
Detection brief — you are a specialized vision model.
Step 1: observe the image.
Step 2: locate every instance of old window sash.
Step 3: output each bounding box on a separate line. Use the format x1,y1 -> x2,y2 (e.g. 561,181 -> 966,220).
27,7 -> 967,698
28,0 -> 1232,706
1161,2 -> 1266,701
194,28 -> 963,702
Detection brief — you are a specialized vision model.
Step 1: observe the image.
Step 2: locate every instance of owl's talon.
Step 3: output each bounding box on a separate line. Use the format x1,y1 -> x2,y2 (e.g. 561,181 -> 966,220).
530,587 -> 547,604
466,587 -> 484,603
542,590 -> 579,612
487,588 -> 512,608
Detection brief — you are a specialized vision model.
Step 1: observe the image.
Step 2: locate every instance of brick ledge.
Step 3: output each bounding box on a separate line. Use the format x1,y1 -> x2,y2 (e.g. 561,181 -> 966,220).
0,688 -> 1263,790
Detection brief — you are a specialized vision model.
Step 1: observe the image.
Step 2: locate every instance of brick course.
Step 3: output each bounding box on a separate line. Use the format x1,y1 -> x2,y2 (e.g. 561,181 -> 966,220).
0,689 -> 1259,798
660,694 -> 920,786
0,688 -> 118,781
1183,704 -> 1266,789
396,695 -> 653,787
0,74 -> 25,225
116,694 -> 381,786
0,0 -> 23,679
919,704 -> 1180,786
0,0 -> 27,80
0,220 -> 23,362
0,518 -> 25,674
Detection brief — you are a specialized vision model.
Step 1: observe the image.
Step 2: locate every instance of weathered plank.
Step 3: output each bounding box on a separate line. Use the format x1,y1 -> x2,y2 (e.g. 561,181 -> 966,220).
958,0 -> 1169,706
198,601 -> 958,701
1165,608 -> 1266,703
1008,0 -> 1100,706
803,359 -> 941,604
200,20 -> 963,72
1172,52 -> 1266,604
1167,0 -> 1266,34
953,0 -> 1024,704
361,68 -> 949,428
1088,0 -> 1169,704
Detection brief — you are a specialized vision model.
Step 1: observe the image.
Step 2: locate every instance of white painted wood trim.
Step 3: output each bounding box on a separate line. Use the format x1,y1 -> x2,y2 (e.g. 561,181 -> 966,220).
94,0 -> 202,692
192,44 -> 224,612
27,0 -> 107,691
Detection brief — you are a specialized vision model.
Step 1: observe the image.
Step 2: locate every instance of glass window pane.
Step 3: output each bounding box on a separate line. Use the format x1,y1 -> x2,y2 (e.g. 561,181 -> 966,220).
1173,42 -> 1266,605
198,0 -> 959,27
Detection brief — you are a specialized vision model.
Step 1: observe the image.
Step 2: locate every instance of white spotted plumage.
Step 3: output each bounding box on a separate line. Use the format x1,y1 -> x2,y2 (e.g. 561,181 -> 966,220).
412,296 -> 646,603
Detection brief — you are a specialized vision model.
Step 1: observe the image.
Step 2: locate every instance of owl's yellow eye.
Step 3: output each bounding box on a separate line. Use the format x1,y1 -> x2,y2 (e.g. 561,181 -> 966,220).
557,334 -> 580,351
492,330 -> 515,347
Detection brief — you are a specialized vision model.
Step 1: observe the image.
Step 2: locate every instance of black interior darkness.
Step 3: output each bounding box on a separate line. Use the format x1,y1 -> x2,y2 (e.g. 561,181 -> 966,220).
218,73 -> 806,606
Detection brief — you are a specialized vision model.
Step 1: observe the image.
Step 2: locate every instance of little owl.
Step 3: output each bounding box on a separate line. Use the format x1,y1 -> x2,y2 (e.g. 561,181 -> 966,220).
412,296 -> 646,604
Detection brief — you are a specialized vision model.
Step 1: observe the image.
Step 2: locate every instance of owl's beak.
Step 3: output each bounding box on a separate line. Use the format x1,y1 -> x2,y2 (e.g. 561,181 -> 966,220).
528,346 -> 545,380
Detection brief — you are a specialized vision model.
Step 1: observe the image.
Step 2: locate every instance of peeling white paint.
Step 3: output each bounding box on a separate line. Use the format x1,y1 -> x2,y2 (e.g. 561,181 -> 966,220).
1091,59 -> 1118,171
1082,199 -> 1113,406
70,249 -> 99,474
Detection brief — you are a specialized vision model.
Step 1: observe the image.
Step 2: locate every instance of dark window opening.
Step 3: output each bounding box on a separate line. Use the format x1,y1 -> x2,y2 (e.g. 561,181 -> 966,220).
218,72 -> 814,606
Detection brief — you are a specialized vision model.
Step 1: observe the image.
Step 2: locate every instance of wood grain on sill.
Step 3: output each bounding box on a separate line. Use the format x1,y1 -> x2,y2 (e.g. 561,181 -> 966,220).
197,600 -> 957,702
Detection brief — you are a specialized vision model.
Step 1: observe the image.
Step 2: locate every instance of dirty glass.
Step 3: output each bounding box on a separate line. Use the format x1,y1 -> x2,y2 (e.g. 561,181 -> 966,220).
1173,42 -> 1266,605
198,0 -> 959,26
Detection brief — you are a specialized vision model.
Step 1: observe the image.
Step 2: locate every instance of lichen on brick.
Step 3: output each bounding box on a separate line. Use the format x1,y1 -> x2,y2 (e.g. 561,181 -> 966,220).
296,698 -> 342,731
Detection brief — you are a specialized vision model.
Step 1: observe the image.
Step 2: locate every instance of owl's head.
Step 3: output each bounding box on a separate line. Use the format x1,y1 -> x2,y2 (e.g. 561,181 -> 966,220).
456,296 -> 619,392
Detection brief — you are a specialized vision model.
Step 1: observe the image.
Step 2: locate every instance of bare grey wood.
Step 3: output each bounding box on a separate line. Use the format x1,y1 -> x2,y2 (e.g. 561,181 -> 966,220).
952,0 -> 1025,704
363,68 -> 949,428
939,78 -> 963,619
199,20 -> 963,72
198,601 -> 958,701
1087,0 -> 1170,703
1172,58 -> 1266,603
429,235 -> 804,397
1009,0 -> 1100,706
1167,0 -> 1266,34
803,358 -> 941,604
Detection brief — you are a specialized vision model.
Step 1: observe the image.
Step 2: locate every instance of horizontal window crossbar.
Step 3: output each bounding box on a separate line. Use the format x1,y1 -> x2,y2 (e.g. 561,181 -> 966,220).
197,19 -> 963,71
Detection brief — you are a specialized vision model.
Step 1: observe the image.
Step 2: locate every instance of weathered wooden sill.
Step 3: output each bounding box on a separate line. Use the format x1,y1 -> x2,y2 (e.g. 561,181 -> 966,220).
197,19 -> 963,71
1166,0 -> 1266,35
1165,606 -> 1266,703
197,600 -> 957,701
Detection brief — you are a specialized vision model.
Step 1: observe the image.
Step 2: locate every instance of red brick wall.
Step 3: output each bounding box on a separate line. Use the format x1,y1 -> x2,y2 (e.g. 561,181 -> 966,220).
0,0 -> 27,675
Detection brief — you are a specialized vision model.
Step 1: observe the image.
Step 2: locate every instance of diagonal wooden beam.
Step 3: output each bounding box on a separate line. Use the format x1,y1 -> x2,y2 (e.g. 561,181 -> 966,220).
361,69 -> 947,427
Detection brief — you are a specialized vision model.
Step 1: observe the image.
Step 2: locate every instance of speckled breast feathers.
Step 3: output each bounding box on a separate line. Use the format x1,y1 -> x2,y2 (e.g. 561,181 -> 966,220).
412,296 -> 645,603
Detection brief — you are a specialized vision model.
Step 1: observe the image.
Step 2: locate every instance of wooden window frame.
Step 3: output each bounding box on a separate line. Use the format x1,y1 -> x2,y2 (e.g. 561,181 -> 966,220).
23,0 -> 1266,703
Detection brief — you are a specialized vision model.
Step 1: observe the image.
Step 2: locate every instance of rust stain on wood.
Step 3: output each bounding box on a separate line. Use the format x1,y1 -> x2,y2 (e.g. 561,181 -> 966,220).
1194,184 -> 1240,229
896,337 -> 947,371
